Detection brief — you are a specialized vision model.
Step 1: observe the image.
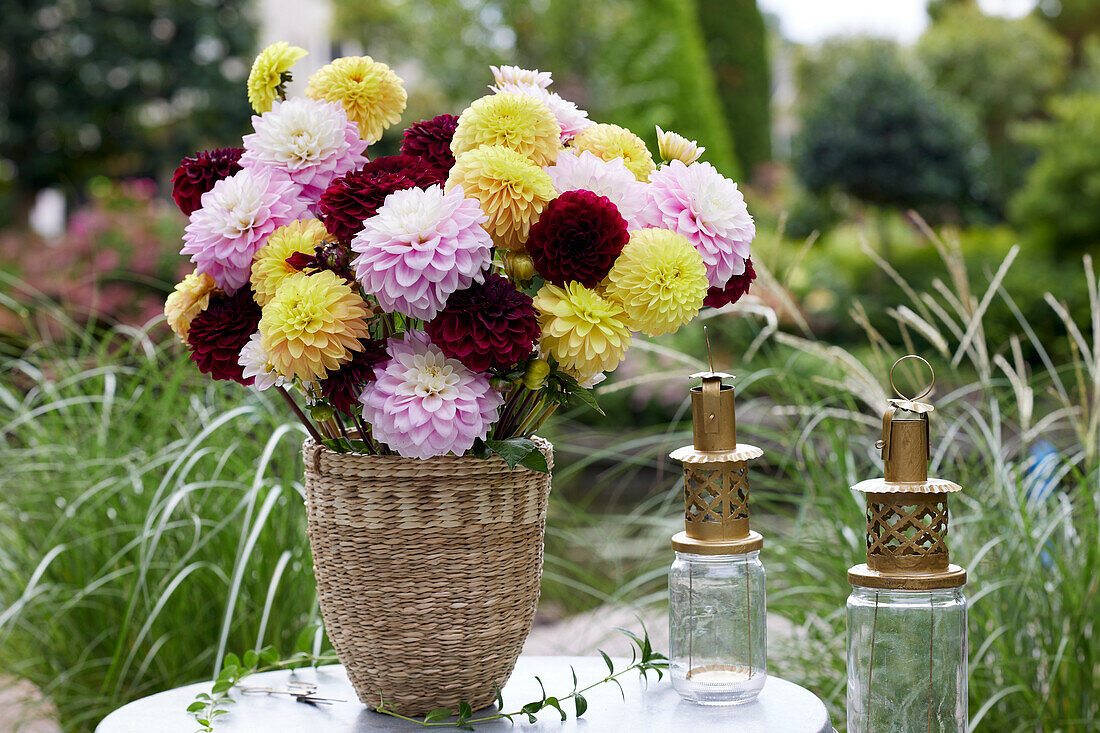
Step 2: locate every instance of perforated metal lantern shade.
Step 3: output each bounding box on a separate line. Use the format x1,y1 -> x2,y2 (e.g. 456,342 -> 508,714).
847,402 -> 966,591
670,372 -> 764,554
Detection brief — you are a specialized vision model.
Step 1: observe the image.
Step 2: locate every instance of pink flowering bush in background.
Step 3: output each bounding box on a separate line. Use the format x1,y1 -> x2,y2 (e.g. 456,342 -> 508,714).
0,178 -> 187,334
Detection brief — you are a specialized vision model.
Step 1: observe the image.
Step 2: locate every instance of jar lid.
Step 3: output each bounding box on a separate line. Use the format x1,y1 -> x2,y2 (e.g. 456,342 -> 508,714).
671,529 -> 763,555
847,562 -> 967,590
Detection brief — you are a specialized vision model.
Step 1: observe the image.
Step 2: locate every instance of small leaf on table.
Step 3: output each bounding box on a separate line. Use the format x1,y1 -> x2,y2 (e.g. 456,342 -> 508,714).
424,708 -> 452,722
574,692 -> 588,717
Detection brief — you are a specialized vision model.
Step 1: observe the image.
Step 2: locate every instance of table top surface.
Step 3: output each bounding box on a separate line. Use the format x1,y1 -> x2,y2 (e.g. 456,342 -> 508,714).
97,657 -> 834,733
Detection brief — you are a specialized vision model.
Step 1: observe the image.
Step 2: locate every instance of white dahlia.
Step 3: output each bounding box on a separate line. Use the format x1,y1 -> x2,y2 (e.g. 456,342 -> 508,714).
238,331 -> 286,391
241,97 -> 367,207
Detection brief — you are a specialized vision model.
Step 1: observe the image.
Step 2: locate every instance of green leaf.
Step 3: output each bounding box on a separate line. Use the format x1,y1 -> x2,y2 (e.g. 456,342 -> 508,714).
187,701 -> 207,713
574,692 -> 588,717
196,718 -> 210,728
457,724 -> 475,732
569,385 -> 605,415
458,702 -> 473,720
525,712 -> 538,724
599,650 -> 614,675
424,708 -> 452,722
494,682 -> 504,711
570,666 -> 578,692
521,701 -> 543,715
534,675 -> 547,703
610,677 -> 625,700
544,696 -> 566,721
211,680 -> 233,695
260,647 -> 280,665
483,438 -> 549,473
242,649 -> 259,668
295,624 -> 320,654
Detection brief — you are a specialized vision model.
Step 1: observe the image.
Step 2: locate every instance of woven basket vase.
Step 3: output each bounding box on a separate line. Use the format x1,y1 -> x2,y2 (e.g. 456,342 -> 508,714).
302,436 -> 553,716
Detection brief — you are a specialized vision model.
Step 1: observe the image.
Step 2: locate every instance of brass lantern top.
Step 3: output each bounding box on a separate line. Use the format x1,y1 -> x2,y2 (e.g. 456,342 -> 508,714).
670,330 -> 764,555
848,356 -> 967,590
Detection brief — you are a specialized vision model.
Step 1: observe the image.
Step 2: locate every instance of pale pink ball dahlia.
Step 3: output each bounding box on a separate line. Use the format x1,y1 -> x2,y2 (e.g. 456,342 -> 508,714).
351,185 -> 493,320
641,160 -> 755,287
547,149 -> 648,229
181,166 -> 307,293
241,97 -> 367,207
361,330 -> 503,459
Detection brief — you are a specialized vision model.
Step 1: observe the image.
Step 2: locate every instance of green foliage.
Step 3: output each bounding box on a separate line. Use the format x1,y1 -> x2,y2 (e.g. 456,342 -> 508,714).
794,48 -> 983,220
1035,0 -> 1100,56
372,626 -> 666,729
330,0 -> 739,177
0,1 -> 257,222
696,0 -> 771,174
792,37 -> 900,115
918,5 -> 1069,211
1010,93 -> 1100,255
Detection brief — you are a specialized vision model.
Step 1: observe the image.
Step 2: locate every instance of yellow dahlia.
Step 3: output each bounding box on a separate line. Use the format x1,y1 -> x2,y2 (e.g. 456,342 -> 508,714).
446,145 -> 556,250
306,56 -> 407,143
251,218 -> 329,306
164,270 -> 218,341
258,270 -> 371,381
533,281 -> 632,380
247,42 -> 308,114
570,123 -> 655,182
451,93 -> 562,166
604,228 -> 707,337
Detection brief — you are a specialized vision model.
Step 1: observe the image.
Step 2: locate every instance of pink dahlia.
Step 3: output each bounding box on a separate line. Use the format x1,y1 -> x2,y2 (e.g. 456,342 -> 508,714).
181,166 -> 307,293
547,150 -> 647,229
241,97 -> 367,207
350,185 -> 492,320
641,160 -> 755,287
361,330 -> 504,459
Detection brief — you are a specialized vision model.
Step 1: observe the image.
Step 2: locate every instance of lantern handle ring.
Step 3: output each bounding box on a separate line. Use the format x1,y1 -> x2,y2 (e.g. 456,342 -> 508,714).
889,354 -> 934,402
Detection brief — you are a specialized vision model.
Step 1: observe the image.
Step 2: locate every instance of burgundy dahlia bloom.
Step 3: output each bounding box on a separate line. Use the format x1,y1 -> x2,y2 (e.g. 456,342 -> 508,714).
525,189 -> 629,287
320,339 -> 388,415
703,258 -> 756,308
171,148 -> 244,216
318,155 -> 446,243
185,288 -> 261,384
425,273 -> 540,373
401,114 -> 460,173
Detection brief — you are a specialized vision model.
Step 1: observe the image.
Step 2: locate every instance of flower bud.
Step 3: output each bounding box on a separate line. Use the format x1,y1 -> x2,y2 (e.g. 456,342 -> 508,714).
310,403 -> 335,422
504,250 -> 537,282
656,125 -> 704,165
523,358 -> 551,390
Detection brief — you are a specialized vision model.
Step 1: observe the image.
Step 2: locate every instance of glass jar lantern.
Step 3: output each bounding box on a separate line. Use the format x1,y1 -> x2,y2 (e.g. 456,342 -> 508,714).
846,356 -> 968,733
668,364 -> 768,705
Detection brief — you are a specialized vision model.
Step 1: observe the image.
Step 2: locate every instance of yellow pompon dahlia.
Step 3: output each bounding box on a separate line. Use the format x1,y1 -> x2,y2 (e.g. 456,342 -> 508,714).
446,145 -> 556,250
259,270 -> 371,382
251,218 -> 329,306
451,93 -> 562,166
570,123 -> 655,182
306,56 -> 407,143
247,42 -> 308,114
604,228 -> 708,337
164,270 -> 218,341
533,281 -> 632,381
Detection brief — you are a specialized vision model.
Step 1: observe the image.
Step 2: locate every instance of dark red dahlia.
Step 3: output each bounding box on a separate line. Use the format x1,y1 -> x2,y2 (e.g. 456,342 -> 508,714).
400,114 -> 460,173
318,155 -> 446,243
185,288 -> 261,384
703,258 -> 756,308
319,339 -> 388,415
426,273 -> 540,373
171,148 -> 244,216
525,189 -> 629,288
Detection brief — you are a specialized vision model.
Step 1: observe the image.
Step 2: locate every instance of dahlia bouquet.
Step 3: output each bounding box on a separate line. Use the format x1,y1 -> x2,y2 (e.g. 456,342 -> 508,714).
164,43 -> 756,466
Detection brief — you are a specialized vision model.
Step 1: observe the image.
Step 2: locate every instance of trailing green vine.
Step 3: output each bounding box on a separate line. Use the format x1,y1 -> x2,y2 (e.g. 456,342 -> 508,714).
188,626 -> 665,731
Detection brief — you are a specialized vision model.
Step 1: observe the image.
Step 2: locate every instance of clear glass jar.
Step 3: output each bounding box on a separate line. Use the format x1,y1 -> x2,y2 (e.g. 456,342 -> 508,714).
668,550 -> 766,705
847,586 -> 967,733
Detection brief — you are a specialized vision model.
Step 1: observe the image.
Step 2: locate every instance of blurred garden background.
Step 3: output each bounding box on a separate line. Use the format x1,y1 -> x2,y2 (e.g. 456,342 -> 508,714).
1,0 -> 1097,731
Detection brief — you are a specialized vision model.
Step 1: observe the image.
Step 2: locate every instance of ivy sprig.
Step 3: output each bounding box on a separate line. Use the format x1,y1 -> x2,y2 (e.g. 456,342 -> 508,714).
373,626 -> 667,730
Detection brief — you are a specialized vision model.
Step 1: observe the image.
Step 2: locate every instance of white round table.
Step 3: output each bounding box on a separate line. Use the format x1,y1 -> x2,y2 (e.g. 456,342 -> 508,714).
98,656 -> 834,732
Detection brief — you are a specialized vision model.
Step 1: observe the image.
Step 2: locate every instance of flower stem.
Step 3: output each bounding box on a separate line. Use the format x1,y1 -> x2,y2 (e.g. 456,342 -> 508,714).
278,387 -> 324,443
